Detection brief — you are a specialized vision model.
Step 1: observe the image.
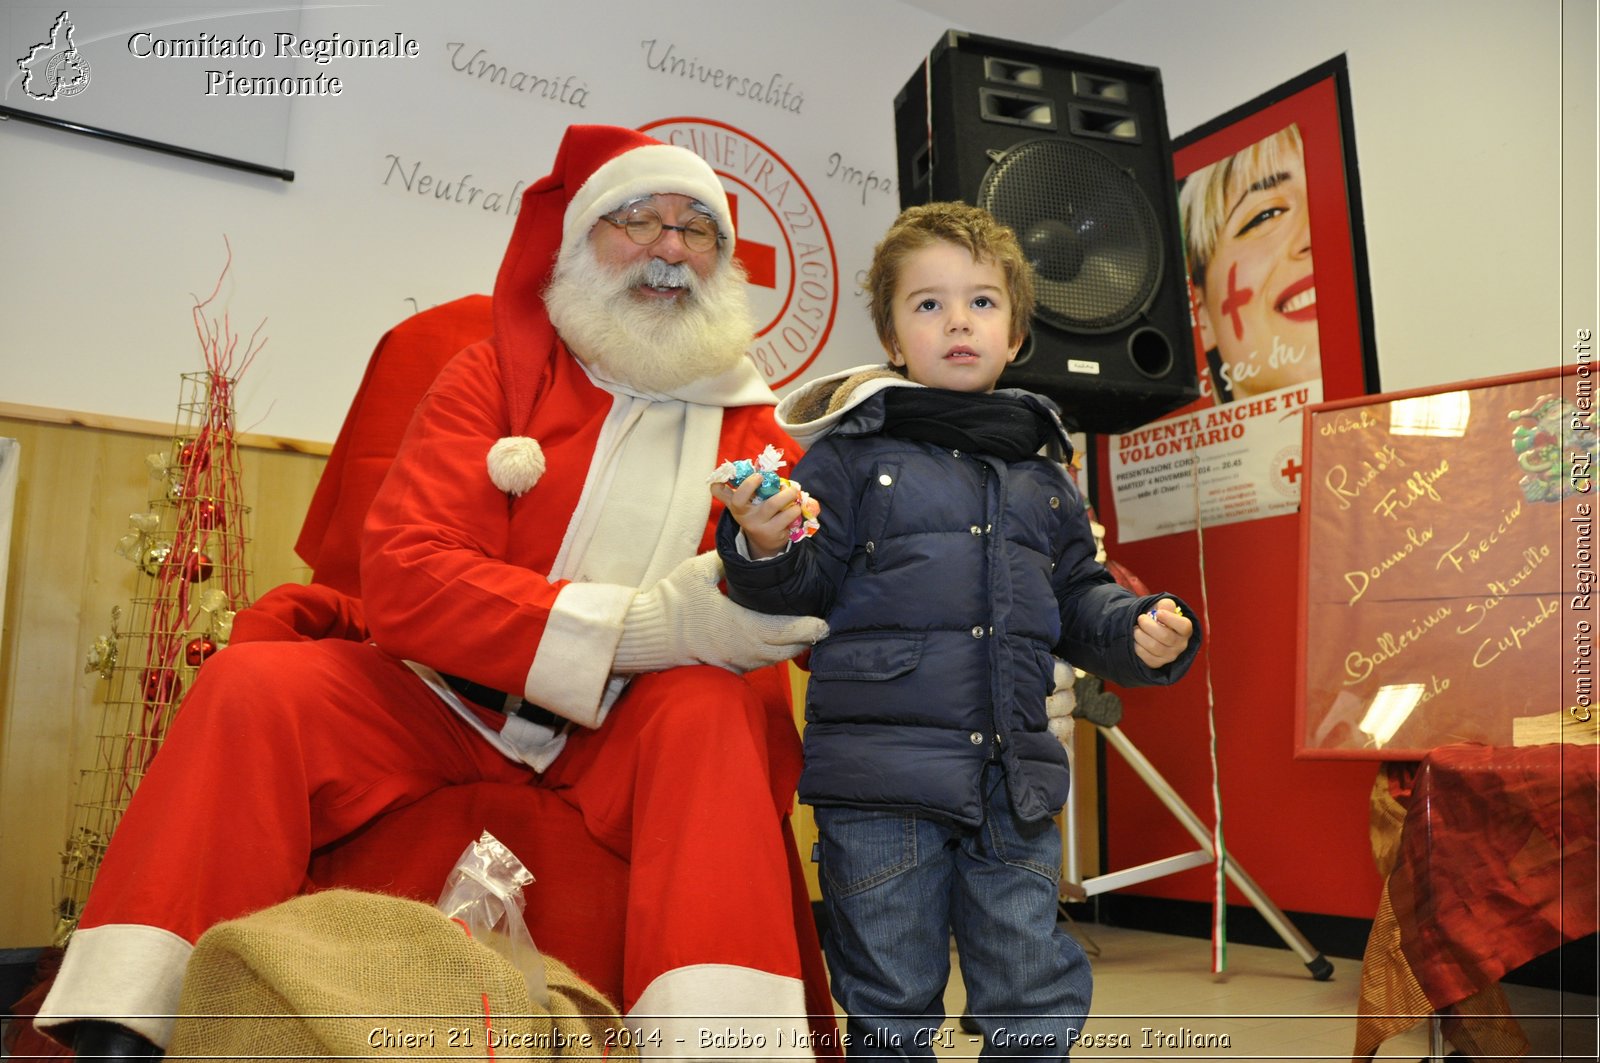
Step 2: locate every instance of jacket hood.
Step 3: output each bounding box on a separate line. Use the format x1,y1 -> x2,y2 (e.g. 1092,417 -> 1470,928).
775,364 -> 917,448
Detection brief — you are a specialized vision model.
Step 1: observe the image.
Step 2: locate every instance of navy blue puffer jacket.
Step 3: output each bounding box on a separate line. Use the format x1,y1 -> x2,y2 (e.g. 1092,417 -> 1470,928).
719,368 -> 1199,827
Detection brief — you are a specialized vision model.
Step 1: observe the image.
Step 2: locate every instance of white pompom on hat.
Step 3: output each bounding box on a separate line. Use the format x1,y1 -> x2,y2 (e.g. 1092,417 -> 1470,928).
485,125 -> 734,497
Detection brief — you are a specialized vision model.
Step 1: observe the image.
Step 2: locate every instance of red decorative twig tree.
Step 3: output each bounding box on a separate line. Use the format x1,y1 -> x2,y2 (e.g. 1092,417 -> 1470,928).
55,240 -> 264,944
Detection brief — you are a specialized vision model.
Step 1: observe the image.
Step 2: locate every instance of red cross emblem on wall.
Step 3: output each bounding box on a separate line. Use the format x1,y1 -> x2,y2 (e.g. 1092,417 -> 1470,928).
729,192 -> 776,290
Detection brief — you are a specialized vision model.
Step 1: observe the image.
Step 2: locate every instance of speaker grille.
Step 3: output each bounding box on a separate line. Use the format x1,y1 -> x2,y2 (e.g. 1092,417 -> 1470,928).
976,137 -> 1163,333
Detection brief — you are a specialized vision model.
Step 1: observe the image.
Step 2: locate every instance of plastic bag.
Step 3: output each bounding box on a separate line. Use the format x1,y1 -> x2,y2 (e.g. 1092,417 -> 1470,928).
436,830 -> 551,1007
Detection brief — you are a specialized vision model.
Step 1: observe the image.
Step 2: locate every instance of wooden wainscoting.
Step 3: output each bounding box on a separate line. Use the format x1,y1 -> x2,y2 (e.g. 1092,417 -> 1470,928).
0,407 -> 327,948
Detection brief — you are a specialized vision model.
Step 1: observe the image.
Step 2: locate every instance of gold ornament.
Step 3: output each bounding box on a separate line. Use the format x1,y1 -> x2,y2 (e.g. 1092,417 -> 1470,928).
60,827 -> 103,878
140,539 -> 173,577
84,606 -> 124,679
84,634 -> 118,679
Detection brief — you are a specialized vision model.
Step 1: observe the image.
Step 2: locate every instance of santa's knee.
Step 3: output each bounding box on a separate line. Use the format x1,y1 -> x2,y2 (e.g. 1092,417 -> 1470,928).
173,640 -> 337,740
628,665 -> 768,742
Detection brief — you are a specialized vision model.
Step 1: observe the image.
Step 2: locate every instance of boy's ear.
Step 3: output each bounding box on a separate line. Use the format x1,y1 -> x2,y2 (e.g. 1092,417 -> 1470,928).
1006,330 -> 1026,363
885,338 -> 905,367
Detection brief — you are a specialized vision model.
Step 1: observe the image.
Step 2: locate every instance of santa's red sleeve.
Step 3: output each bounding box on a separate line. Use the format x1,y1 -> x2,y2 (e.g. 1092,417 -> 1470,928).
360,341 -> 592,706
361,338 -> 799,726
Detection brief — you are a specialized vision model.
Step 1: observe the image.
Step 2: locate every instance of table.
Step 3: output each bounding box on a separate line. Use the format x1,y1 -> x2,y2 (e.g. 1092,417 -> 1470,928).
1354,742 -> 1598,1060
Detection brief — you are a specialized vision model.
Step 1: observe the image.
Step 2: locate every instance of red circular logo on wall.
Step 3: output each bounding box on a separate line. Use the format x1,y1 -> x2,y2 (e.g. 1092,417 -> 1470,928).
641,117 -> 838,390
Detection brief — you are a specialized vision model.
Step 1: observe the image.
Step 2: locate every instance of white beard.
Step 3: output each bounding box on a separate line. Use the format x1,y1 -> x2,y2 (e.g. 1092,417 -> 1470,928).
544,242 -> 756,396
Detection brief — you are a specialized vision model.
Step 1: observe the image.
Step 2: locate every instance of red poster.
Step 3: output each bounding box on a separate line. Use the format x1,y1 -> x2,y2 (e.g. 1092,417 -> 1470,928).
1110,60 -> 1376,542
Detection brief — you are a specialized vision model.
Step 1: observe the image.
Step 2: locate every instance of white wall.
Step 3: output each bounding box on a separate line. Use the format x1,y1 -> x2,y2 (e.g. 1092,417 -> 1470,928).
1,0 -> 952,442
1055,0 -> 1596,395
2,0 -> 1592,443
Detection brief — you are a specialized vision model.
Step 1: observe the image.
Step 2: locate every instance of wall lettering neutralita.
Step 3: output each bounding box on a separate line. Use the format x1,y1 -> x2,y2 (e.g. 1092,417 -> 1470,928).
381,155 -> 528,217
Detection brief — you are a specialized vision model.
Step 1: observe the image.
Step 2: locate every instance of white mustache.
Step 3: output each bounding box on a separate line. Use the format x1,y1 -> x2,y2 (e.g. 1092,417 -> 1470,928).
634,258 -> 697,290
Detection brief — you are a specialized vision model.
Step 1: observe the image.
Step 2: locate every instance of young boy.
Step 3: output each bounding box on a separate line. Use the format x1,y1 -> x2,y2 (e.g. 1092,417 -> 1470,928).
713,202 -> 1199,1058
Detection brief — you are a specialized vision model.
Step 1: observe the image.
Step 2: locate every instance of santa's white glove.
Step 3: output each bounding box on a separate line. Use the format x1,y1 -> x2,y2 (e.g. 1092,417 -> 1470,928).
614,551 -> 828,674
1046,658 -> 1076,746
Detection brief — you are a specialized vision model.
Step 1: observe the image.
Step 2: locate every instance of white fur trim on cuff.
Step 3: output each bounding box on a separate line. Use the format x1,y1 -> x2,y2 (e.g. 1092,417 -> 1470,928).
34,923 -> 194,1049
487,436 -> 546,496
524,581 -> 636,726
628,964 -> 806,1058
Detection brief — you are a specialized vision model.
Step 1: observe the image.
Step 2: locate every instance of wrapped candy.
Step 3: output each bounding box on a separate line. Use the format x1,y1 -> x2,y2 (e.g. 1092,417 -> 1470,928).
710,444 -> 820,542
792,489 -> 822,541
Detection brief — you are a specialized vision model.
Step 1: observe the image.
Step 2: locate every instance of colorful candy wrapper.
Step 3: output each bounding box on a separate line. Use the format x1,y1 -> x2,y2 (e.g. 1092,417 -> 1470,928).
710,444 -> 821,542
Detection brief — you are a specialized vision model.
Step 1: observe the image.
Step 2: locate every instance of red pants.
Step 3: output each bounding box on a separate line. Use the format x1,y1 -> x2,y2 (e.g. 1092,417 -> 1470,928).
45,639 -> 812,1047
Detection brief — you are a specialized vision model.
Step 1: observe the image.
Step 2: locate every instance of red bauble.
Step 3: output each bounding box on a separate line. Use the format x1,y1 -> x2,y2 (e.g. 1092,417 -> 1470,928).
177,441 -> 212,474
140,667 -> 183,706
182,551 -> 214,583
185,636 -> 219,667
194,498 -> 225,531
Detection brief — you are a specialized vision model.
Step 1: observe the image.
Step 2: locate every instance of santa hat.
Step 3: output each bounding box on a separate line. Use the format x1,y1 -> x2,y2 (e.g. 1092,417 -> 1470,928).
487,125 -> 733,495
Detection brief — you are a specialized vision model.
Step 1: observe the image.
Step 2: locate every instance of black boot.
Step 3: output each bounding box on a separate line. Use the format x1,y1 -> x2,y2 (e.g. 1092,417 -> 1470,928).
70,1020 -> 162,1059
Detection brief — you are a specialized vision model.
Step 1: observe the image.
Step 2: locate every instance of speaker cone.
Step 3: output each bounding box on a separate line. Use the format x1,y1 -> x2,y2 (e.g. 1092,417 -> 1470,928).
977,137 -> 1164,334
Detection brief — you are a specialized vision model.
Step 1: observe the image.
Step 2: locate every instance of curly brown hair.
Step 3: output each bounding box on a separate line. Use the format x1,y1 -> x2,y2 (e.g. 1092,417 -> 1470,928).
865,202 -> 1037,356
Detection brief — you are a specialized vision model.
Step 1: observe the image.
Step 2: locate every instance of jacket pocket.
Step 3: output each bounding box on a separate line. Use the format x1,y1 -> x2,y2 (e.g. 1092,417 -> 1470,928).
809,631 -> 923,681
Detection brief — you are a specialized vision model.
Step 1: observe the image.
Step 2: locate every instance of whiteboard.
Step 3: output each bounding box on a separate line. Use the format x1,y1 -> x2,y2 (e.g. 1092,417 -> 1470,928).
1,1 -> 300,176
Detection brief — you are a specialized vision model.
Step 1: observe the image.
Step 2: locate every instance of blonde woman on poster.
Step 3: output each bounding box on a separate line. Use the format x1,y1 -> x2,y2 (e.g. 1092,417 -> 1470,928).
1179,124 -> 1322,403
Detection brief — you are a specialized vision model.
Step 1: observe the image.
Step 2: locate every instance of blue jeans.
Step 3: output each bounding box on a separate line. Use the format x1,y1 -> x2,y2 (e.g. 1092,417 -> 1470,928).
814,765 -> 1092,1060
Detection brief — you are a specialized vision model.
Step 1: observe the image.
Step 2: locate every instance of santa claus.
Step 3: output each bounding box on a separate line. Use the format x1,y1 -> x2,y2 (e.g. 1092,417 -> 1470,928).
38,124 -> 829,1059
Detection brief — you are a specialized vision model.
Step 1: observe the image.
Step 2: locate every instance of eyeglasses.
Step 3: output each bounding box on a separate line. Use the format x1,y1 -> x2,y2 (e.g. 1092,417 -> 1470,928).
600,206 -> 724,254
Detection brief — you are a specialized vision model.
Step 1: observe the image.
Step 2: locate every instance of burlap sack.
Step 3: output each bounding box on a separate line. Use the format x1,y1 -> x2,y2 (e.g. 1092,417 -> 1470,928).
168,889 -> 636,1060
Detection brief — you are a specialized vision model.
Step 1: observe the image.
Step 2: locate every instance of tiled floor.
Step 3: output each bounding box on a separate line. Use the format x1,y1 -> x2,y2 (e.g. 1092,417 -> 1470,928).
869,922 -> 1598,1061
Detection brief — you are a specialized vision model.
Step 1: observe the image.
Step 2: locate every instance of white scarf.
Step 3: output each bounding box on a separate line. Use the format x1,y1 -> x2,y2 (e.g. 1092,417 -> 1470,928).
419,356 -> 773,770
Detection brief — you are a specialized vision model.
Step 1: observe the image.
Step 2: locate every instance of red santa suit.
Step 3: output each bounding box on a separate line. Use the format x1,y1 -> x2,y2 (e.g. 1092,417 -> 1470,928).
37,125 -> 828,1058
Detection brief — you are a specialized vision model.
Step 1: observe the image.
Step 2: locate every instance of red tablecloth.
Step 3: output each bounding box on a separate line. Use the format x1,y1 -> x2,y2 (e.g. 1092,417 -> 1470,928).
1355,742 -> 1598,1061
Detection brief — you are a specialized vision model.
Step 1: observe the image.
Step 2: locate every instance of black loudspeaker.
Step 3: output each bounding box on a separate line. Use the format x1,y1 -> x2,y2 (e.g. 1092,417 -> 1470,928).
894,31 -> 1197,435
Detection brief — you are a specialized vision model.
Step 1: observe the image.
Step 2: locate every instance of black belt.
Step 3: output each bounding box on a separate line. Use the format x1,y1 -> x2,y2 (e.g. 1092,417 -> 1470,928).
441,673 -> 563,730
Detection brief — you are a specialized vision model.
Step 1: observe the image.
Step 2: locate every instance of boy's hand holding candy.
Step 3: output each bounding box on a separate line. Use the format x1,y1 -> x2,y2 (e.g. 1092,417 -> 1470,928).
1134,598 -> 1192,669
709,445 -> 820,560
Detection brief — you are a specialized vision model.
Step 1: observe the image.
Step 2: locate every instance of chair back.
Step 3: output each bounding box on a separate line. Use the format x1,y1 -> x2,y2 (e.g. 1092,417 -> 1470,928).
296,295 -> 493,598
